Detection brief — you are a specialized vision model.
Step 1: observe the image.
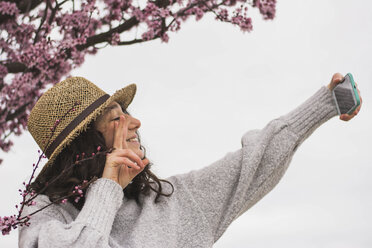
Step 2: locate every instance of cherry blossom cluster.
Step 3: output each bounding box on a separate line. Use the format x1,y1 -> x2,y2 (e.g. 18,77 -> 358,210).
0,0 -> 276,160
0,215 -> 18,235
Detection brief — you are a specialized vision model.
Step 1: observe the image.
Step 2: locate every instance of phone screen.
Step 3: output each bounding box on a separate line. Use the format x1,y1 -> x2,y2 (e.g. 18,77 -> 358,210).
333,75 -> 358,115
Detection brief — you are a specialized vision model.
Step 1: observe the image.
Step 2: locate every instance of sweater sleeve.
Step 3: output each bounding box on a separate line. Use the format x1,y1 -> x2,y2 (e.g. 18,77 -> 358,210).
174,86 -> 338,242
18,178 -> 123,248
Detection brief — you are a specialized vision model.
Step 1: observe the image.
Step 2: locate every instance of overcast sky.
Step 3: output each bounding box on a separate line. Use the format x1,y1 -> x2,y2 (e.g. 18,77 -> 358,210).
1,0 -> 372,247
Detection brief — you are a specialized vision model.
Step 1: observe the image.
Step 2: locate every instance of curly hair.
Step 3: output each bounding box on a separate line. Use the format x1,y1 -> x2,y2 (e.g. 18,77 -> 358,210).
29,110 -> 174,210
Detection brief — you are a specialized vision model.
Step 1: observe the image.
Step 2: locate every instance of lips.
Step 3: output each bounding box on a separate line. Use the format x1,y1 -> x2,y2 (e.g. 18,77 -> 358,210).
126,135 -> 137,142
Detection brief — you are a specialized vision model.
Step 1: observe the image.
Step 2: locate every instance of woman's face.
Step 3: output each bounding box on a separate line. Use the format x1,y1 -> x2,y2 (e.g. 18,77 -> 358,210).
94,101 -> 143,158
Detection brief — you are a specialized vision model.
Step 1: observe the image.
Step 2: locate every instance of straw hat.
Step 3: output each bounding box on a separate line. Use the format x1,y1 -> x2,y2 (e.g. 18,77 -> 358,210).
27,76 -> 136,173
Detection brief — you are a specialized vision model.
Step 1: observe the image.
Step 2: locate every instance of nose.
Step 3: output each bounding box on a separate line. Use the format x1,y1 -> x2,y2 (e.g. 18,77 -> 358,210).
126,114 -> 141,131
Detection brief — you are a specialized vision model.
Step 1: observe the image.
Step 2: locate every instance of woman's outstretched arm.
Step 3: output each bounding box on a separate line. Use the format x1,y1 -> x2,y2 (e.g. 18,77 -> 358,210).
172,77 -> 352,243
18,178 -> 123,248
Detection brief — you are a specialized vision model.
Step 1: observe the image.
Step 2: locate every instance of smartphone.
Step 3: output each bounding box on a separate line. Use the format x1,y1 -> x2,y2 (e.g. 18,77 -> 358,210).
331,73 -> 361,115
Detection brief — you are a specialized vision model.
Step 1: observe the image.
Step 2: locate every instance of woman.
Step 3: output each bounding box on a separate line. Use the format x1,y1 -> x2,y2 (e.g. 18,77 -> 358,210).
19,73 -> 362,247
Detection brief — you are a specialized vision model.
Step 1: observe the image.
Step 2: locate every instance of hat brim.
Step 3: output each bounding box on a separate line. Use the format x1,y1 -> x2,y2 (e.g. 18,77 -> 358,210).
37,83 -> 137,176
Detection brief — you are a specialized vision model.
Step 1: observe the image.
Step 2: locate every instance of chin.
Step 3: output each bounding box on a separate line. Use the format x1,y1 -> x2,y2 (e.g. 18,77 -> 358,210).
137,150 -> 145,159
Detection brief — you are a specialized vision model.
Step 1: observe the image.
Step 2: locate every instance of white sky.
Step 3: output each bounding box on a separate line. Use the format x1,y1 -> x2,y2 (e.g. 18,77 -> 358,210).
1,0 -> 372,247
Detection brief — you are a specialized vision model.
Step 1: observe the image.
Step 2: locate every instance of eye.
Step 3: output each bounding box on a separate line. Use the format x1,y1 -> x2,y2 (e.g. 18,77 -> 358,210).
113,117 -> 120,121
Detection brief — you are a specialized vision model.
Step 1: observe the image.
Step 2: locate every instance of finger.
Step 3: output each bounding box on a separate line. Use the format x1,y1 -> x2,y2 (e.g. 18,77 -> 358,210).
122,157 -> 141,169
113,115 -> 124,149
122,115 -> 130,149
114,149 -> 144,167
112,157 -> 141,169
328,73 -> 344,90
142,158 -> 150,167
131,158 -> 149,172
355,106 -> 361,115
359,91 -> 363,104
137,158 -> 150,170
331,73 -> 344,84
341,111 -> 357,121
340,115 -> 351,121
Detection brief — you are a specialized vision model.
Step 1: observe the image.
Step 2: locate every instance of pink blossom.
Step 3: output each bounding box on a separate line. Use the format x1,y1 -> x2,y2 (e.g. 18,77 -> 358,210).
217,9 -> 229,21
0,64 -> 8,77
111,33 -> 121,45
254,0 -> 276,20
161,33 -> 169,43
0,2 -> 19,16
0,215 -> 17,235
195,7 -> 204,21
142,29 -> 155,41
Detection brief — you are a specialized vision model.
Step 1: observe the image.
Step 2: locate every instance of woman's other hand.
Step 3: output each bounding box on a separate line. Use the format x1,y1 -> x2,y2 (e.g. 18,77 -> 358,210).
102,115 -> 149,188
327,73 -> 363,122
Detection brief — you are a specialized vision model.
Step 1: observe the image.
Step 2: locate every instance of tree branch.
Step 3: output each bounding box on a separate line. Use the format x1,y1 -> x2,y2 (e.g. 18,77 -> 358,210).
4,62 -> 27,73
117,39 -> 144,46
33,0 -> 50,45
76,17 -> 140,51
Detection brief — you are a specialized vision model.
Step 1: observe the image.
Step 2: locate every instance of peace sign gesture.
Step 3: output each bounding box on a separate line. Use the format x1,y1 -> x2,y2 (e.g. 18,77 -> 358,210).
102,115 -> 149,189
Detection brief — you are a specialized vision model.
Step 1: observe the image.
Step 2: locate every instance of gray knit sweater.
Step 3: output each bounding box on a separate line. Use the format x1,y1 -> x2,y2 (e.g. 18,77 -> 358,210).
18,86 -> 338,248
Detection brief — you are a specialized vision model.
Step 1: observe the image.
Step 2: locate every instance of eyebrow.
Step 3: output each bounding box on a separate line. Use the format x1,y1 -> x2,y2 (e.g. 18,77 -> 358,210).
103,104 -> 120,113
103,104 -> 129,114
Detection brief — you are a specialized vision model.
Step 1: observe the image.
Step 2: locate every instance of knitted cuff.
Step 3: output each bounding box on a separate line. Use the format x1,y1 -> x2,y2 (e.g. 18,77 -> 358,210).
75,178 -> 123,236
280,86 -> 338,139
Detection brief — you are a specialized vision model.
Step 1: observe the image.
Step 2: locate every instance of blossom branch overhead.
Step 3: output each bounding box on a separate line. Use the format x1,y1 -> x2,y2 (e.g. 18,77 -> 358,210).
0,0 -> 276,158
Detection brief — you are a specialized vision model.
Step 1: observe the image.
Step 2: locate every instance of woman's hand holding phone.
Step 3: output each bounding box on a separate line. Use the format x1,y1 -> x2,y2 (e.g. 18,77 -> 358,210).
102,115 -> 149,189
327,72 -> 363,122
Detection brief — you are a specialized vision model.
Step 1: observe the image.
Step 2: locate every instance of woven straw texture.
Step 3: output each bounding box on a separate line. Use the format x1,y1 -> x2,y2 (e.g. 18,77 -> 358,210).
27,76 -> 136,172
